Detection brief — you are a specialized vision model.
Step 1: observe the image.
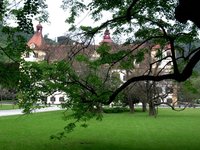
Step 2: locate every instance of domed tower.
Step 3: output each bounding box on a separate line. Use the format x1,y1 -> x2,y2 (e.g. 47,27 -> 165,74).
101,29 -> 113,43
36,23 -> 43,33
26,23 -> 46,61
27,23 -> 45,49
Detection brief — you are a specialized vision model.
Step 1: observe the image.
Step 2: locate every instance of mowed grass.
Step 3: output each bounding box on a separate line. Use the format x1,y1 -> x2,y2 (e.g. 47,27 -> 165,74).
0,104 -> 19,110
1,109 -> 200,150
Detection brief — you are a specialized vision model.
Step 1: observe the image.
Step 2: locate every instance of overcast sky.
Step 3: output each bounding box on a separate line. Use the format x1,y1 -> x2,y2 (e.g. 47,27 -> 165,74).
32,0 -> 112,44
33,0 -> 68,40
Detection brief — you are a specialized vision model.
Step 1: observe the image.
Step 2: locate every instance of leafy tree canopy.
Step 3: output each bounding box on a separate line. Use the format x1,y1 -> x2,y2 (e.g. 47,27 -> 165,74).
0,0 -> 48,88
62,0 -> 200,98
10,0 -> 200,136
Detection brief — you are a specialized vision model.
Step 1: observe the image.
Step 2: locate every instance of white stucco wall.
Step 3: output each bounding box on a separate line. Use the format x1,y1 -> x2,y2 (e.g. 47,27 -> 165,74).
46,91 -> 68,105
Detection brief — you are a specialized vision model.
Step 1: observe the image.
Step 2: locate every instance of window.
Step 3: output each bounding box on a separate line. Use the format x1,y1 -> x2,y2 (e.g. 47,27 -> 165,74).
34,52 -> 38,58
123,75 -> 126,81
167,98 -> 172,103
50,96 -> 56,102
166,51 -> 171,56
25,52 -> 30,58
59,97 -> 64,102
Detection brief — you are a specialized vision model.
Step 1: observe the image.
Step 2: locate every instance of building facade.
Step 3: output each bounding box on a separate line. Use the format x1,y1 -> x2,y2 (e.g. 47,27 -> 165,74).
24,24 -> 176,105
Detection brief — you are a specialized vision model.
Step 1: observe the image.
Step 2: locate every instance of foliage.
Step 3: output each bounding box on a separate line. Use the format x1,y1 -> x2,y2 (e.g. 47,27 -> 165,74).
16,0 -> 200,135
1,0 -> 198,140
0,62 -> 19,88
1,0 -> 48,33
61,0 -> 200,88
18,59 -> 122,116
178,72 -> 200,102
0,0 -> 48,90
103,107 -> 130,113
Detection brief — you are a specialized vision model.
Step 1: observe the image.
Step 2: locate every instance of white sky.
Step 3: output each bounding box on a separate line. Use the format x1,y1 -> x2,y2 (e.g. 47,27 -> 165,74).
33,0 -> 69,40
33,0 -> 112,44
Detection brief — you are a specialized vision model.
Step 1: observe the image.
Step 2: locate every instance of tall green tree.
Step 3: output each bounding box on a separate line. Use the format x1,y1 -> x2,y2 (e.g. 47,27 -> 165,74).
61,0 -> 200,101
18,0 -> 200,136
0,0 -> 48,88
61,0 -> 200,111
178,72 -> 200,104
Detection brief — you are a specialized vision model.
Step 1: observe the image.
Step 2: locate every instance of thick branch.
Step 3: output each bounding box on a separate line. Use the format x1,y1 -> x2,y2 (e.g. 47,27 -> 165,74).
107,74 -> 175,104
106,46 -> 200,104
126,0 -> 140,21
169,38 -> 180,75
180,48 -> 200,81
155,101 -> 188,111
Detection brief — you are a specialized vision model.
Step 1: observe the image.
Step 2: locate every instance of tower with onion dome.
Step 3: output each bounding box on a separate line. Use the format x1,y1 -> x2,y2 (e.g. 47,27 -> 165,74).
25,23 -> 46,62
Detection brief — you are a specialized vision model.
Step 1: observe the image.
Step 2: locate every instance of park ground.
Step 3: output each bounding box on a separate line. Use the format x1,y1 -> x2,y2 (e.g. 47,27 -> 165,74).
0,108 -> 200,150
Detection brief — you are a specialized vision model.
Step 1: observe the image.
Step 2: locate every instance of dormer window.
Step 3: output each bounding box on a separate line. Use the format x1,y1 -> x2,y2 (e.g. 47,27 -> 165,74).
50,96 -> 55,102
59,97 -> 64,102
123,75 -> 126,81
30,43 -> 35,49
34,52 -> 38,58
25,52 -> 30,58
166,51 -> 171,56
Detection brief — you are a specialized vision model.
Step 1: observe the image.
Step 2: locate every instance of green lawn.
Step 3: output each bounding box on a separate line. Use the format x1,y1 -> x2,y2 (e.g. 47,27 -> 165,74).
0,104 -> 19,110
0,108 -> 200,150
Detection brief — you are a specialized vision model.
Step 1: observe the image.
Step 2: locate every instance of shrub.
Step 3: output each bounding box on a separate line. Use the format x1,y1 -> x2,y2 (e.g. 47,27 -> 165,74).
103,107 -> 130,113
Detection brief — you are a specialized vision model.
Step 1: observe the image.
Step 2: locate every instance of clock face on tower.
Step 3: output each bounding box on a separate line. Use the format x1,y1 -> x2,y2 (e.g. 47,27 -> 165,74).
30,43 -> 35,49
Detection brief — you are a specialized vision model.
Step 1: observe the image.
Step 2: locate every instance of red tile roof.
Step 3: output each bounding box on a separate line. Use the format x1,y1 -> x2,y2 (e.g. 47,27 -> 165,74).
27,24 -> 46,49
101,29 -> 113,43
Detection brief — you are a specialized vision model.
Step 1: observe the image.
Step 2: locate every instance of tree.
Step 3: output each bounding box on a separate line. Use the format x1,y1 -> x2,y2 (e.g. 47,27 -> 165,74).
62,0 -> 200,105
175,0 -> 200,28
0,0 -> 48,89
17,0 -> 200,136
59,0 -> 200,99
178,72 -> 200,106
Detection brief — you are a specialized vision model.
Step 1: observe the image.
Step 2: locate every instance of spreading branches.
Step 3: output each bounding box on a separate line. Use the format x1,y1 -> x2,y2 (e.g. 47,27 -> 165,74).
17,0 -> 200,128
126,0 -> 140,21
108,74 -> 175,105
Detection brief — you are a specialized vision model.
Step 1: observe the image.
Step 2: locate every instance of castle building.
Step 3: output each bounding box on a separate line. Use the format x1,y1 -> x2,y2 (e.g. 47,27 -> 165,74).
24,24 -> 176,105
24,24 -> 67,104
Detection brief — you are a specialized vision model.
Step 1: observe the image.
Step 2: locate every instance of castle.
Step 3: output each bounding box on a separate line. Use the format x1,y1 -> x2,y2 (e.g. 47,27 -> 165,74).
24,24 -> 177,105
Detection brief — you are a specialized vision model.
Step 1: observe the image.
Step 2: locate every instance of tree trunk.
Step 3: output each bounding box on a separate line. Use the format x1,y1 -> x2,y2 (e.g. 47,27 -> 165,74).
96,103 -> 103,113
142,101 -> 147,112
129,100 -> 134,113
128,94 -> 134,113
149,101 -> 156,116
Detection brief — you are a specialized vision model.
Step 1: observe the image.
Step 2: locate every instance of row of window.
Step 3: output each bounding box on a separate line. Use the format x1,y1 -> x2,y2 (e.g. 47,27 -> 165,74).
50,96 -> 65,102
25,52 -> 38,58
155,98 -> 173,104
